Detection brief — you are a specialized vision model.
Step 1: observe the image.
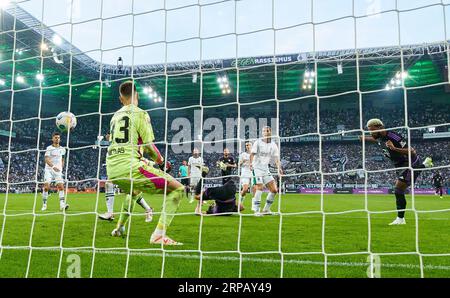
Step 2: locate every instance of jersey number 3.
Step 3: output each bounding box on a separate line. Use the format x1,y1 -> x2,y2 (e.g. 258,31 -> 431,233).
113,116 -> 130,144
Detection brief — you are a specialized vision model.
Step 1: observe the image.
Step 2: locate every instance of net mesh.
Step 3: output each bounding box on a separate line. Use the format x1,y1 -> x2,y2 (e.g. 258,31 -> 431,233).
0,0 -> 449,278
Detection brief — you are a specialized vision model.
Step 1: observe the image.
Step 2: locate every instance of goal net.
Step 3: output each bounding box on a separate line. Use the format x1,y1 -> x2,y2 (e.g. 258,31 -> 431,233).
0,0 -> 449,278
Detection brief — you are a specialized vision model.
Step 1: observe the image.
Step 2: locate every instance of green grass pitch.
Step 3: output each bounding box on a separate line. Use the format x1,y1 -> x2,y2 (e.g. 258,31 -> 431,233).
0,192 -> 449,278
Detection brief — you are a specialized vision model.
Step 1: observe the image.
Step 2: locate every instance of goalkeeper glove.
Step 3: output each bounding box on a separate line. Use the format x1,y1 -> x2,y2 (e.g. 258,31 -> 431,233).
159,161 -> 172,173
217,161 -> 227,171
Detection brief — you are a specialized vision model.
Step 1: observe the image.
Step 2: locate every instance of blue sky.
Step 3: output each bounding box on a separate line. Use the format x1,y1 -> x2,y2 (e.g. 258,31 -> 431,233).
12,0 -> 450,65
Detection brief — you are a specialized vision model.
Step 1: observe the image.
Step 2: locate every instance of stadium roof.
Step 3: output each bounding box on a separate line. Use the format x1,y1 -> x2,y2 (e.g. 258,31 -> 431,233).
0,5 -> 448,109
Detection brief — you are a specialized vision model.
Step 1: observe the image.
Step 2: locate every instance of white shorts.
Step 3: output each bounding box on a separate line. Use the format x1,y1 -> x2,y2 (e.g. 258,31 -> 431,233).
190,176 -> 201,187
44,168 -> 64,184
240,177 -> 251,186
240,169 -> 253,186
252,168 -> 274,186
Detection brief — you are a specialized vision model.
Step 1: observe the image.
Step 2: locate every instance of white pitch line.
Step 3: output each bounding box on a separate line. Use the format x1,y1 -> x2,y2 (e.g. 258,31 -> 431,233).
2,246 -> 450,272
2,210 -> 450,221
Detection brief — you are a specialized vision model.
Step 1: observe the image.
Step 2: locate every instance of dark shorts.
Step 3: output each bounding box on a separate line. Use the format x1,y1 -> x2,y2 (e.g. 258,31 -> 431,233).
206,200 -> 238,215
396,157 -> 423,186
398,169 -> 420,186
181,178 -> 189,186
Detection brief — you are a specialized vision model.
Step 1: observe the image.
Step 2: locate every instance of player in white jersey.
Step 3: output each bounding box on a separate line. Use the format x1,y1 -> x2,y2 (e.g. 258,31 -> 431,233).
188,148 -> 204,203
238,141 -> 253,210
41,132 -> 69,211
97,134 -> 153,222
250,126 -> 283,216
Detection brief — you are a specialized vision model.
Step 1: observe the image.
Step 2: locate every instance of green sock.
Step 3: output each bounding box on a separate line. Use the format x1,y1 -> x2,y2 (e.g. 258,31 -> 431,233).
117,194 -> 140,228
156,187 -> 184,232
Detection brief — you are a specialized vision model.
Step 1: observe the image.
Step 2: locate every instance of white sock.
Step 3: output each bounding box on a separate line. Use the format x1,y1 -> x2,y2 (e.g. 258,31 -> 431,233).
106,193 -> 114,214
252,190 -> 263,212
137,197 -> 151,211
42,191 -> 48,204
263,192 -> 275,212
105,182 -> 115,213
59,190 -> 65,205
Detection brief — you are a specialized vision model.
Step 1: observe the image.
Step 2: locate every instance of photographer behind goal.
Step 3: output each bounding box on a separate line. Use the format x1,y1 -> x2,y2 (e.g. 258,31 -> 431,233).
194,166 -> 242,215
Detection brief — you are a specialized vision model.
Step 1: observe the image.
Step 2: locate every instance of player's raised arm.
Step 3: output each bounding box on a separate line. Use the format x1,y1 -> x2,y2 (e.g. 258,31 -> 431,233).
359,134 -> 377,143
138,112 -> 163,165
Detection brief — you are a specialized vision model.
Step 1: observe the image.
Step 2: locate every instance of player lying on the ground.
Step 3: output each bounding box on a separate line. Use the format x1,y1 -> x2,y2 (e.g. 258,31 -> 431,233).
107,80 -> 184,245
250,126 -> 283,216
362,118 -> 434,225
41,131 -> 69,211
193,167 -> 243,215
432,171 -> 444,199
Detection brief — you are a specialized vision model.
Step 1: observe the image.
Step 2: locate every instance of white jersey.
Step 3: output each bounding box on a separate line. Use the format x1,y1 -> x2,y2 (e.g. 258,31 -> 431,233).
44,145 -> 66,171
251,139 -> 279,171
188,156 -> 203,178
239,152 -> 252,176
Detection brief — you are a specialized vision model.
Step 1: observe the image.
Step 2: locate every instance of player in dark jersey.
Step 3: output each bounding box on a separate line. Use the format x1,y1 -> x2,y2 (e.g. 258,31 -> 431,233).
194,167 -> 242,215
217,148 -> 236,185
361,118 -> 434,225
432,172 -> 444,199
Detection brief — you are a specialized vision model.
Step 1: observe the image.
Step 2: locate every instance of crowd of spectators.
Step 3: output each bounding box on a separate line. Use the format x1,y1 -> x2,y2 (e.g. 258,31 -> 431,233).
1,102 -> 449,193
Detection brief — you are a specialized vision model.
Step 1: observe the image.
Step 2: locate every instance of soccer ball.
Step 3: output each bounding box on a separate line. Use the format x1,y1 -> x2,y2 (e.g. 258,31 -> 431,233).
56,111 -> 77,132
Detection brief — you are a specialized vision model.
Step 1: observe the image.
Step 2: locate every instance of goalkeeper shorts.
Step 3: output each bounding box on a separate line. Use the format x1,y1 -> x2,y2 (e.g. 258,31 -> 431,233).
107,159 -> 174,194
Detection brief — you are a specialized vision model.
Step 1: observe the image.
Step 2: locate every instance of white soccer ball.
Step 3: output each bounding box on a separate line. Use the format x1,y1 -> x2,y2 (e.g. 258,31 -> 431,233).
56,111 -> 77,132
